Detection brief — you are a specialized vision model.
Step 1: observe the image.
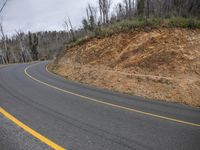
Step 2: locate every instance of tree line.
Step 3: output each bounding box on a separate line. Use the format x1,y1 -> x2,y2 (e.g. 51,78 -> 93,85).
0,29 -> 87,64
0,0 -> 199,64
82,0 -> 199,32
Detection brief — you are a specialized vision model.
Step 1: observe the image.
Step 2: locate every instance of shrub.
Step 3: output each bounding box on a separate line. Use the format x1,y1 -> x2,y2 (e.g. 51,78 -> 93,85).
169,17 -> 200,28
66,17 -> 200,48
169,17 -> 189,28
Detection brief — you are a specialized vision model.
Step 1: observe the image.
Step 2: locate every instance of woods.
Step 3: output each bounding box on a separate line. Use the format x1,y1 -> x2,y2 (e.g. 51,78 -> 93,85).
0,28 -> 90,63
82,0 -> 200,28
0,0 -> 199,64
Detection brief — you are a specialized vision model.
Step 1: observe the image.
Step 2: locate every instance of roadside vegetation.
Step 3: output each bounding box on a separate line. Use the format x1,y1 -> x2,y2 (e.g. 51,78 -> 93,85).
0,0 -> 200,64
50,0 -> 200,106
68,17 -> 200,48
64,0 -> 200,50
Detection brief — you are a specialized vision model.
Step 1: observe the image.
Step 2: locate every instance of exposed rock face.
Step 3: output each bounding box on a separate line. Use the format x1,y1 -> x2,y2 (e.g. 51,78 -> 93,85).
51,28 -> 200,107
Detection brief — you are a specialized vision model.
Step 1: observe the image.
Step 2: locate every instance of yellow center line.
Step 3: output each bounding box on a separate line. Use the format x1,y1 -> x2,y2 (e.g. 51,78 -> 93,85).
0,107 -> 66,150
24,62 -> 200,127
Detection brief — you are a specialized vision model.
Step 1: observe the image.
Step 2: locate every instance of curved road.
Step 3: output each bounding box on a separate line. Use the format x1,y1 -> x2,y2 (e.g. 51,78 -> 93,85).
0,61 -> 200,150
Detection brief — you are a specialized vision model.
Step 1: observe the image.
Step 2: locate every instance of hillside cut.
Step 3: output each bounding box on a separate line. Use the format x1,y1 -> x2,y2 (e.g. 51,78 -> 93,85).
51,28 -> 200,107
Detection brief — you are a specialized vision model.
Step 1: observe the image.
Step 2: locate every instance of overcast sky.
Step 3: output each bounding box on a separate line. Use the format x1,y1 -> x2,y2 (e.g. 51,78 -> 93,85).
0,0 -> 121,36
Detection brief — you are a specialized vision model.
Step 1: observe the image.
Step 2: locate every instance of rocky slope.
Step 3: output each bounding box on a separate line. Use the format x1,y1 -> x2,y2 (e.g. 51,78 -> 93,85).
50,28 -> 200,107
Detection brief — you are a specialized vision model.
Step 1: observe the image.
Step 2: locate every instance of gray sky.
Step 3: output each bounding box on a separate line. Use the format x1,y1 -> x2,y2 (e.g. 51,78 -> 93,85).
0,0 -> 121,36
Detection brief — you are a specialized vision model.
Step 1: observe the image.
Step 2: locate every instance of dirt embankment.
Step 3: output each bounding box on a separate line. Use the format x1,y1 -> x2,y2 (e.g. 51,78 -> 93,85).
50,28 -> 200,107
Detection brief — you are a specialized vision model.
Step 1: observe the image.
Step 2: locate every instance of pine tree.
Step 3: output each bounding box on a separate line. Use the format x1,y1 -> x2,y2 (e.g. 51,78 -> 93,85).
28,32 -> 39,60
137,0 -> 145,16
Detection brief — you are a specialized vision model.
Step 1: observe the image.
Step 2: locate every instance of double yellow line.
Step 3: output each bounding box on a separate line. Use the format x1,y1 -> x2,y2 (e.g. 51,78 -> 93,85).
25,62 -> 200,127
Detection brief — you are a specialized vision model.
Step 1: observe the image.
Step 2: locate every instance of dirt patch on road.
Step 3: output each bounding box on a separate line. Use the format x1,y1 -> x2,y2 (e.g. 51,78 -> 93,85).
50,28 -> 200,107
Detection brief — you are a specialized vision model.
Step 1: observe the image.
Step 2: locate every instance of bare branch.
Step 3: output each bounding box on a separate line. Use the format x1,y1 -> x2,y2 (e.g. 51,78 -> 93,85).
0,0 -> 8,15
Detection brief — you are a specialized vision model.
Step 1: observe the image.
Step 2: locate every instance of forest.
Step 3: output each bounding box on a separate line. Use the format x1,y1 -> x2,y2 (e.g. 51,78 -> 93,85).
0,0 -> 199,64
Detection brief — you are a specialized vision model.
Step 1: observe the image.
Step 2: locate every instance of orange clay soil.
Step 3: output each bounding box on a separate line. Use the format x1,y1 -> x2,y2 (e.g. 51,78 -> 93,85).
50,28 -> 200,107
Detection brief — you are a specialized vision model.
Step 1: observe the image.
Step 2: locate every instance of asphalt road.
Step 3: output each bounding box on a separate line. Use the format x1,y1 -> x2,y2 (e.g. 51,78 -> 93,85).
0,61 -> 200,150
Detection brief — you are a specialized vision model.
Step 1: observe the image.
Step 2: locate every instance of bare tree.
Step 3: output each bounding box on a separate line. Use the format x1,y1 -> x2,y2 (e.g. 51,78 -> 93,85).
15,30 -> 32,62
84,3 -> 98,31
0,0 -> 9,64
0,23 -> 8,63
64,19 -> 71,39
124,0 -> 134,18
87,3 -> 98,24
114,2 -> 125,20
98,0 -> 112,24
64,17 -> 76,41
146,0 -> 150,18
0,0 -> 8,15
68,17 -> 75,41
99,0 -> 103,23
86,7 -> 90,22
0,23 -> 17,63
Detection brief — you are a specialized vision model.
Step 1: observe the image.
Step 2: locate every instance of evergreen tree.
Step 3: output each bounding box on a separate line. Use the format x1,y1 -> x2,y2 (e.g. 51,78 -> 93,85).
82,19 -> 89,31
137,0 -> 145,16
28,32 -> 39,60
89,16 -> 95,31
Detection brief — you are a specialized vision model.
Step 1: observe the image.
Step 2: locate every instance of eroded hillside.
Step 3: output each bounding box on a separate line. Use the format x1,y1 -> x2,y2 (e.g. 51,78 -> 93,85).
50,28 -> 200,106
